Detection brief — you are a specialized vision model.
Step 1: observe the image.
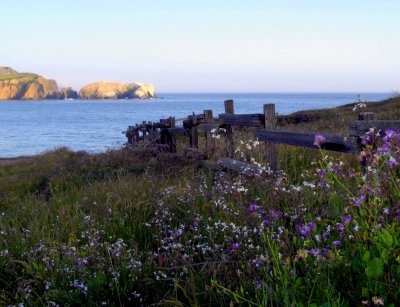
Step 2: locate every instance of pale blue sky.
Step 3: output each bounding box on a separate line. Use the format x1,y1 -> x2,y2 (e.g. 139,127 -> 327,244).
1,0 -> 399,92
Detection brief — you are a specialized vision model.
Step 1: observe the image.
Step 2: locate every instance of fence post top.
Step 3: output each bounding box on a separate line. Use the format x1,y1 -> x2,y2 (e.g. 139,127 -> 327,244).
224,100 -> 234,114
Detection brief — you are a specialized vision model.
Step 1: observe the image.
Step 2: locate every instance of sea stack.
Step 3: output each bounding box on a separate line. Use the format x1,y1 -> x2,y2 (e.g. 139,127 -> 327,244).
79,81 -> 156,99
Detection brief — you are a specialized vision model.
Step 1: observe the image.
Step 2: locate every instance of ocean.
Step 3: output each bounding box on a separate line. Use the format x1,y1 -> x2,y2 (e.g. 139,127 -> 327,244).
0,92 -> 391,157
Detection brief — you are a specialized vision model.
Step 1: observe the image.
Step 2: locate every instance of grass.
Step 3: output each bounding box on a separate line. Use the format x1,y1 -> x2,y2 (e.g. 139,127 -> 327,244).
278,95 -> 400,134
0,73 -> 38,81
0,97 -> 400,306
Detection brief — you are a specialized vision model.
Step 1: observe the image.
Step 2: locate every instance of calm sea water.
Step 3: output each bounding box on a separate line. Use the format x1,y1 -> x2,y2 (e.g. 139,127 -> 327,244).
0,93 -> 390,157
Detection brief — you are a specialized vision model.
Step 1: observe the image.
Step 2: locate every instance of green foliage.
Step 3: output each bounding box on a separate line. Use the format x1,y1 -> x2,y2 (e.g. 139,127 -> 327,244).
0,73 -> 38,81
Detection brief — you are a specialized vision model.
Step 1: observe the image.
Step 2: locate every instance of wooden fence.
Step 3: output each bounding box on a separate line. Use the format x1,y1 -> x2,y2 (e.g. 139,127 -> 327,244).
123,100 -> 400,174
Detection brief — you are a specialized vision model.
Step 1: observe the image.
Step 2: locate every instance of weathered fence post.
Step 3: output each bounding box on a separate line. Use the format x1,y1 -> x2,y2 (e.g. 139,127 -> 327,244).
133,124 -> 138,143
263,104 -> 277,170
204,110 -> 215,156
189,114 -> 199,148
169,117 -> 177,153
224,100 -> 234,158
126,126 -> 134,145
141,121 -> 146,140
358,112 -> 375,121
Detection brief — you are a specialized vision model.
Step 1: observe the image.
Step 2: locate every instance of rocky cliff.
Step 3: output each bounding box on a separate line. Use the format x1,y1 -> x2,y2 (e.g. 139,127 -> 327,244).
0,68 -> 59,100
79,81 -> 156,99
0,67 -> 156,100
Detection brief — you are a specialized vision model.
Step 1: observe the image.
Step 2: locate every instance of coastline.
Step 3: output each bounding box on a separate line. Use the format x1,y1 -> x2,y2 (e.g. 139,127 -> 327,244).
1,94 -> 398,161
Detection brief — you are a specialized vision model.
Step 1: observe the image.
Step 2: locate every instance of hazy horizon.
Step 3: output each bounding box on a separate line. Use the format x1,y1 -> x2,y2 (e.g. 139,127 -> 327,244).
1,0 -> 399,92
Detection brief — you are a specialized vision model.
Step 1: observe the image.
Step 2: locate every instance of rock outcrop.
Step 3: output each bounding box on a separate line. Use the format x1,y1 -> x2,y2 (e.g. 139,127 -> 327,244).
0,67 -> 59,100
79,81 -> 156,99
59,87 -> 79,100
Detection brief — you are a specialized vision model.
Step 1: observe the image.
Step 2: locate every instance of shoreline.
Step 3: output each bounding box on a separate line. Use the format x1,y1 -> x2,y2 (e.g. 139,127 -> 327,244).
1,95 -> 398,161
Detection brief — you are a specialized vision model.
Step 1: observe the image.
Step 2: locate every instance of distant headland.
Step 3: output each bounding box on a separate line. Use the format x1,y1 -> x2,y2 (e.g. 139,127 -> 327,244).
0,67 -> 156,100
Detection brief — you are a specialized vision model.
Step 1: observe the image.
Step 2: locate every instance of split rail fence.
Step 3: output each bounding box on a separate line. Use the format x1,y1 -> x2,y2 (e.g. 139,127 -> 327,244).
123,100 -> 400,174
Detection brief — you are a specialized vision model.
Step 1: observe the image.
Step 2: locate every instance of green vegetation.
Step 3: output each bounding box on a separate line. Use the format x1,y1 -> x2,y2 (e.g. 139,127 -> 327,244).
0,73 -> 38,81
280,96 -> 400,134
1,97 -> 400,306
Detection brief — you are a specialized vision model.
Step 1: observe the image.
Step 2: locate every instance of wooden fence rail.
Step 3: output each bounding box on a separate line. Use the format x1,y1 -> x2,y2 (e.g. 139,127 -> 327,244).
124,101 -> 400,174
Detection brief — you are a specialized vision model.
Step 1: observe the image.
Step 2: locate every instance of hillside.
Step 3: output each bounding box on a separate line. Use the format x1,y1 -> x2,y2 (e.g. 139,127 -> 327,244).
0,68 -> 59,100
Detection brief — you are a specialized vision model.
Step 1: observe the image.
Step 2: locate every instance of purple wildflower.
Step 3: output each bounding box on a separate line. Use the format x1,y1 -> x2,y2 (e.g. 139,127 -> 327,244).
378,142 -> 391,153
248,203 -> 262,213
268,209 -> 283,220
253,258 -> 266,268
361,133 -> 373,145
353,195 -> 366,207
231,242 -> 241,250
382,129 -> 398,142
332,240 -> 341,247
314,134 -> 327,147
342,215 -> 352,224
310,248 -> 319,256
387,156 -> 399,168
255,280 -> 263,290
299,222 -> 315,237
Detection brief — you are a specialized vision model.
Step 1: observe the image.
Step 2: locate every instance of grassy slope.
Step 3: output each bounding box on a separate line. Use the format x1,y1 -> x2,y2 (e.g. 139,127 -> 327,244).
278,95 -> 400,134
0,73 -> 38,81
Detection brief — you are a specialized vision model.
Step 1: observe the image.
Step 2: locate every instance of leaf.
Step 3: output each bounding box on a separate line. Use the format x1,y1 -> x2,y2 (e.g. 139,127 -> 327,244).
380,249 -> 390,263
381,229 -> 393,247
362,251 -> 370,263
366,258 -> 384,278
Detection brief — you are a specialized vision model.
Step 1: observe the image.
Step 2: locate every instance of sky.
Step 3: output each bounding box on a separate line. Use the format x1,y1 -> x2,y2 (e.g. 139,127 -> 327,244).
1,0 -> 399,92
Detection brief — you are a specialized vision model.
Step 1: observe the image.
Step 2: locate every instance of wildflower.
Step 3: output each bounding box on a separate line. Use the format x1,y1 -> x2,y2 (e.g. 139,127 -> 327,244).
268,209 -> 283,221
303,181 -> 316,188
255,280 -> 263,290
352,95 -> 368,111
342,215 -> 352,224
353,195 -> 366,207
252,257 -> 266,268
248,203 -> 262,213
296,249 -> 309,259
332,240 -> 341,247
45,281 -> 52,290
310,248 -> 319,257
314,134 -> 327,147
231,242 -> 241,250
382,129 -> 398,142
372,296 -> 384,305
299,222 -> 315,237
387,155 -> 399,168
